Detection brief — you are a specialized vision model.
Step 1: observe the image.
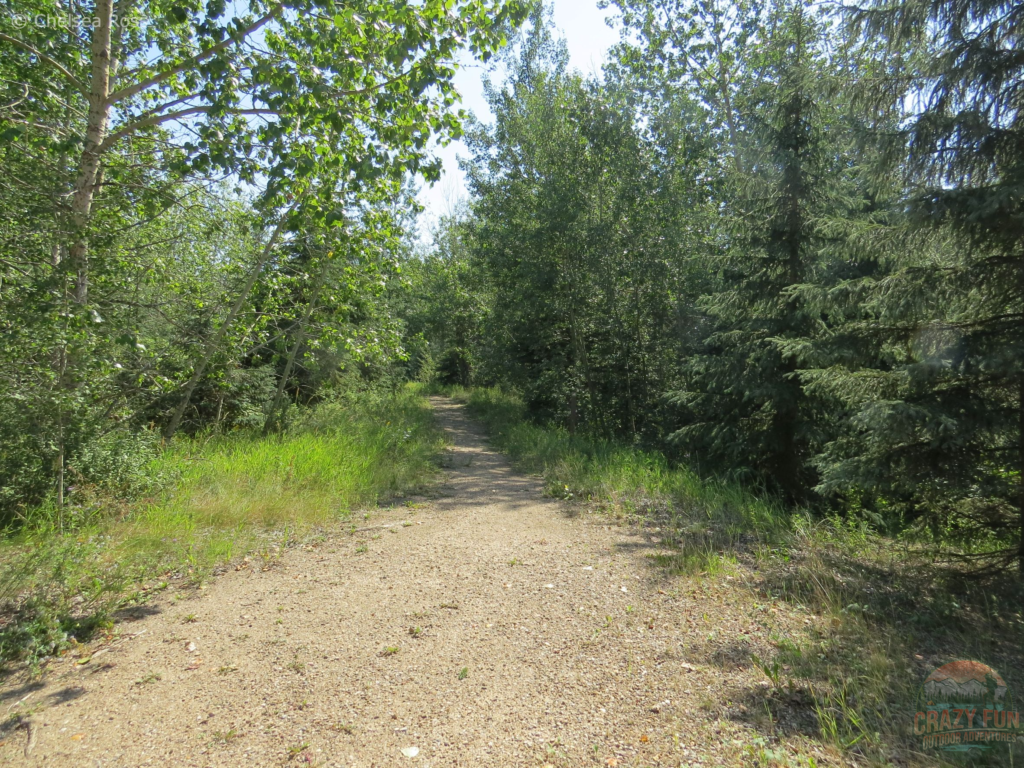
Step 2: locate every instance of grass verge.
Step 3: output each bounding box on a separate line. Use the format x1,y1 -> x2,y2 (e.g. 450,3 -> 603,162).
0,385 -> 444,669
452,386 -> 1024,768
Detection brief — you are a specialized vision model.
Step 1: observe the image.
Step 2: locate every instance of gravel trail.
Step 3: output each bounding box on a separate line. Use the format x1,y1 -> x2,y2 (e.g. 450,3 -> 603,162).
0,398 -> 787,767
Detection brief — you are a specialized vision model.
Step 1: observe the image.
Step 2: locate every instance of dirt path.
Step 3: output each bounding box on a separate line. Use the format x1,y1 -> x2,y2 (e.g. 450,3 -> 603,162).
0,398 -> 801,767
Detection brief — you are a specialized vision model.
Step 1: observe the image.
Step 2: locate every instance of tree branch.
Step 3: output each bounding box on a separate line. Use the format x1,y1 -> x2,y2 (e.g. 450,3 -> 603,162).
98,105 -> 278,152
105,4 -> 283,106
0,33 -> 87,94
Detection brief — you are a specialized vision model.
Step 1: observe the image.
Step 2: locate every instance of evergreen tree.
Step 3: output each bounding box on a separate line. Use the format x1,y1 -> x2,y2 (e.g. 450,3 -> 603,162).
824,0 -> 1024,570
669,4 -> 859,501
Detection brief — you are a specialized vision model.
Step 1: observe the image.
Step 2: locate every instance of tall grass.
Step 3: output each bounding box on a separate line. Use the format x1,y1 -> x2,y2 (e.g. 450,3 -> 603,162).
0,386 -> 444,667
460,386 -> 790,571
452,386 -> 1024,768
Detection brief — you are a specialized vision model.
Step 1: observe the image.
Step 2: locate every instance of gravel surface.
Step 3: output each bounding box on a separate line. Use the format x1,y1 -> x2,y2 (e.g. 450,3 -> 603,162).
0,398 -> 818,767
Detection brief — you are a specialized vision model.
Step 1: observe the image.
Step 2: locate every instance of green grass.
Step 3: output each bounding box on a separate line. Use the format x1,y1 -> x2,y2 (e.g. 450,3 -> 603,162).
459,386 -> 790,571
450,386 -> 1024,768
0,385 -> 444,668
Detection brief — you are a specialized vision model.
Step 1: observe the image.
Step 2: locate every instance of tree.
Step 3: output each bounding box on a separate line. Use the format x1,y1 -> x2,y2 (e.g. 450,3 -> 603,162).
667,4 -> 864,501
461,6 -> 696,440
2,0 -> 526,305
829,0 -> 1024,570
0,0 -> 529,517
605,0 -> 771,174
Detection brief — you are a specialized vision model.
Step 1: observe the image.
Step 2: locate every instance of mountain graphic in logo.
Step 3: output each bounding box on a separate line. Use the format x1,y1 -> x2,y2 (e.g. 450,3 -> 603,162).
916,659 -> 1020,753
923,660 -> 1008,704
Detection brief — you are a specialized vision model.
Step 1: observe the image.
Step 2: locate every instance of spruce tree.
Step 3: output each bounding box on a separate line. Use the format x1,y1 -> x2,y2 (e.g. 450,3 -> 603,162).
669,4 -> 851,501
834,0 -> 1024,571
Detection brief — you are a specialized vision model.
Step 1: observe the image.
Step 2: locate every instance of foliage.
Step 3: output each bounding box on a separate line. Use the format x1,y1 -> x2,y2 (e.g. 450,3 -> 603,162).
400,0 -> 1023,570
0,385 -> 443,667
454,6 -> 704,440
0,0 -> 527,521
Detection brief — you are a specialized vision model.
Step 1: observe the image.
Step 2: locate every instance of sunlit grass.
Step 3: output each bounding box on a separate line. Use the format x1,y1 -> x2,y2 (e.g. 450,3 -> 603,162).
0,386 -> 444,666
458,386 -> 790,569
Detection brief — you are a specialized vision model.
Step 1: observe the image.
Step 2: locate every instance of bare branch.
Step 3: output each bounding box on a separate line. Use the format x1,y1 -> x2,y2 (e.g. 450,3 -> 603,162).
98,105 -> 278,152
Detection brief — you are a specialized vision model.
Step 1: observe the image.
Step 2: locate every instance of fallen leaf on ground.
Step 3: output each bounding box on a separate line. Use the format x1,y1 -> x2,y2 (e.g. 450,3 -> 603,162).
400,746 -> 419,757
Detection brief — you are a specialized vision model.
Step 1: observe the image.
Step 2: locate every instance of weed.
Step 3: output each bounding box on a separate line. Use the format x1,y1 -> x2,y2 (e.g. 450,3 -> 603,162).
0,598 -> 110,671
380,646 -> 399,657
210,728 -> 239,745
182,613 -> 198,623
751,653 -> 782,688
134,671 -> 161,686
288,741 -> 311,759
458,666 -> 468,680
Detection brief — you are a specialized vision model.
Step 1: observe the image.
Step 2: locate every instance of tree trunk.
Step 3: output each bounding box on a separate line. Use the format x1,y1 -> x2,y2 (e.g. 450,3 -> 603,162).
1018,377 -> 1023,576
263,266 -> 326,435
69,0 -> 115,305
163,199 -> 301,439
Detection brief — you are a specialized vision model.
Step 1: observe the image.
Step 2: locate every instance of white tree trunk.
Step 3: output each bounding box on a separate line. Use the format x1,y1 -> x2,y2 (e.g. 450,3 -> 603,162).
69,0 -> 114,305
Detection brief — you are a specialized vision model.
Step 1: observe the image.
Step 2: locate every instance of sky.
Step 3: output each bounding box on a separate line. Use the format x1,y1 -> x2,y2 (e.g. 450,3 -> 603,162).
414,0 -> 622,239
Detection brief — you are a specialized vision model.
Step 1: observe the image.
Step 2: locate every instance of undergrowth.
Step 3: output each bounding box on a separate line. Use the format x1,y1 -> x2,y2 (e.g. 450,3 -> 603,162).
0,385 -> 444,670
451,385 -> 1024,768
